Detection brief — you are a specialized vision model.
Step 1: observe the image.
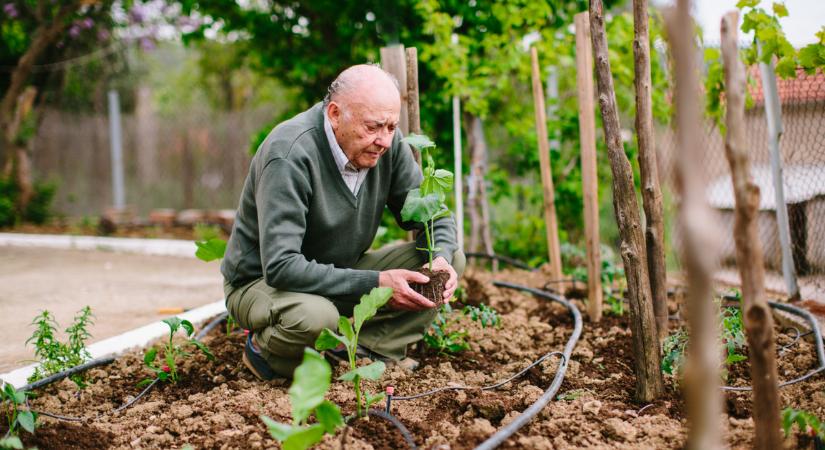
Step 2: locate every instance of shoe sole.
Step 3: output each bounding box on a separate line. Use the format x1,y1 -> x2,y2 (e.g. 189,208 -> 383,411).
243,348 -> 272,381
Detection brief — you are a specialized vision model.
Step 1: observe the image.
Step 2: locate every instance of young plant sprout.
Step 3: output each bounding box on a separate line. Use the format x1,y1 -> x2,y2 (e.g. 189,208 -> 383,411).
315,287 -> 393,418
26,306 -> 94,388
261,349 -> 343,450
399,134 -> 453,271
140,317 -> 214,385
1,382 -> 36,448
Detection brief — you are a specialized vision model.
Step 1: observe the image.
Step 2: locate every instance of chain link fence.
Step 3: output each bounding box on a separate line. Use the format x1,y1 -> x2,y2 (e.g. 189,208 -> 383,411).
658,66 -> 825,281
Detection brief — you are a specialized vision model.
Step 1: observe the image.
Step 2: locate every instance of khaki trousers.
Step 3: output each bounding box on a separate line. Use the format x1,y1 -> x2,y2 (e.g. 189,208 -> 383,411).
224,242 -> 466,377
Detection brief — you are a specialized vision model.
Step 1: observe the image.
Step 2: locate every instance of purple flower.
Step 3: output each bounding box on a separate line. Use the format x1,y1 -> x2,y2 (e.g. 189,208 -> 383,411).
81,17 -> 94,29
68,24 -> 81,38
3,3 -> 18,18
129,5 -> 145,24
97,29 -> 110,41
139,37 -> 155,51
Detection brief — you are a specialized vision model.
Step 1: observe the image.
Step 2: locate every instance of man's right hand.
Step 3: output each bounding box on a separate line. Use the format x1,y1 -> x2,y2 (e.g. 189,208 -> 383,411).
378,269 -> 435,311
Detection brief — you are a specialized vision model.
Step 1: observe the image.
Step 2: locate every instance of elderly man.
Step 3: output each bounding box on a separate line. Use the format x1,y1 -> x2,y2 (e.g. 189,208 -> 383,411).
221,64 -> 465,380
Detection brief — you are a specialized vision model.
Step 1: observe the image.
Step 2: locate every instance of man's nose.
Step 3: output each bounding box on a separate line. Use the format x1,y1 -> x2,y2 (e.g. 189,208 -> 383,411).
374,127 -> 393,148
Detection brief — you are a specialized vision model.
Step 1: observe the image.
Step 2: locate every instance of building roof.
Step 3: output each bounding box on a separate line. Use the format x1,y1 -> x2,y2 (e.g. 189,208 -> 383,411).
748,66 -> 825,106
707,164 -> 825,210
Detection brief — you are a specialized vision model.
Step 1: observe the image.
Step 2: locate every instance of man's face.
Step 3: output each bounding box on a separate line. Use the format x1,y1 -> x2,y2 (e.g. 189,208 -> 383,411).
327,99 -> 400,169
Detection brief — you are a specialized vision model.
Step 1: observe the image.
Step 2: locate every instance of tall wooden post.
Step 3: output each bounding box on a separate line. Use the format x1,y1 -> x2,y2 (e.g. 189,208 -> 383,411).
405,47 -> 423,166
665,2 -> 723,448
574,12 -> 603,323
590,0 -> 663,402
529,47 -> 564,283
721,11 -> 782,449
380,45 -> 409,136
633,0 -> 668,343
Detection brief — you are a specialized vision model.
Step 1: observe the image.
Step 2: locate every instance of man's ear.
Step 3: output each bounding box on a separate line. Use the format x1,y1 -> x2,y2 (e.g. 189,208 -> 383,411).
327,102 -> 342,129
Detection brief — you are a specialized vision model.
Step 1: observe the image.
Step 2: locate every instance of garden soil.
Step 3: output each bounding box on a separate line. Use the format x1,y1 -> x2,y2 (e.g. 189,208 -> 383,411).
0,246 -> 224,373
13,267 -> 825,449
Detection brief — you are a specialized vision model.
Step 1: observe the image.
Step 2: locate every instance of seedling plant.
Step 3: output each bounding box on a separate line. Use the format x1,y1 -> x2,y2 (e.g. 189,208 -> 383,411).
424,303 -> 502,355
1,382 -> 36,447
26,306 -> 94,388
400,134 -> 453,271
261,349 -> 344,450
140,317 -> 213,385
782,408 -> 825,442
315,287 -> 393,417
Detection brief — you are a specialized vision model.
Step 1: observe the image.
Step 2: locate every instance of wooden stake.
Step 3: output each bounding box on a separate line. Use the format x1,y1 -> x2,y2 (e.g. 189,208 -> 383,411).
529,47 -> 564,283
405,47 -> 422,166
633,0 -> 669,343
665,2 -> 723,448
590,0 -> 663,402
380,45 -> 409,135
720,11 -> 782,449
574,12 -> 603,323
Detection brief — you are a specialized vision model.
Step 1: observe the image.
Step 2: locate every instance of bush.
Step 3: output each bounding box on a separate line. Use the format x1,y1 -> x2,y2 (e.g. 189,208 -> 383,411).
0,175 -> 56,227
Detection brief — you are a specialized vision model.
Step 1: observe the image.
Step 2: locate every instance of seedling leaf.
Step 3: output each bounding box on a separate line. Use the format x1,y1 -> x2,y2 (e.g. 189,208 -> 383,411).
162,317 -> 181,334
180,320 -> 195,337
401,133 -> 436,150
144,347 -> 157,366
365,392 -> 385,409
338,360 -> 386,381
191,340 -> 215,360
137,378 -> 155,387
338,316 -> 355,344
17,410 -> 36,434
315,400 -> 344,433
283,424 -> 326,450
315,328 -> 347,351
195,238 -> 227,262
0,436 -> 23,449
353,288 -> 393,332
400,189 -> 442,224
261,415 -> 298,441
289,349 -> 331,424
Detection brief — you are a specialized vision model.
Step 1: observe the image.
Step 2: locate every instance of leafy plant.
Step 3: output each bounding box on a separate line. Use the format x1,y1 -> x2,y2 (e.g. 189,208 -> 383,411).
1,382 -> 36,442
399,133 -> 453,271
463,304 -> 501,329
260,349 -> 344,450
721,306 -> 747,366
782,408 -> 825,441
140,317 -> 214,385
26,306 -> 94,388
194,238 -> 227,262
423,303 -> 471,355
661,329 -> 689,377
315,287 -> 393,417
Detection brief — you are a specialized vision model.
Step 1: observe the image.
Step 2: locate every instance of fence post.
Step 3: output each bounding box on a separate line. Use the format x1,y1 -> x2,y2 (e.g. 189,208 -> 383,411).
107,89 -> 125,210
574,12 -> 603,323
380,45 -> 409,136
759,44 -> 800,300
453,95 -> 464,251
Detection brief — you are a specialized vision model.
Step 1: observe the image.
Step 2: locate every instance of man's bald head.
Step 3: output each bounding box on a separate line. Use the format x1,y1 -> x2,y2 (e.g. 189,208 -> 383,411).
325,64 -> 400,109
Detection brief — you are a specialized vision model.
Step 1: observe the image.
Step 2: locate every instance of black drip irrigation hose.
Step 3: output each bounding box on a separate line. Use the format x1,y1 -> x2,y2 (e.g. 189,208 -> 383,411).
721,300 -> 825,392
367,409 -> 418,449
464,252 -> 537,272
21,312 -> 227,421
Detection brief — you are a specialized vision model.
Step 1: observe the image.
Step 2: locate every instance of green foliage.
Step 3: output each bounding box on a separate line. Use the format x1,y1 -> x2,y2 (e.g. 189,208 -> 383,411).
562,243 -> 626,316
193,223 -> 222,242
661,329 -> 688,377
423,303 -> 471,355
721,306 -> 747,366
26,306 -> 94,389
0,177 -> 56,228
463,304 -> 501,329
140,317 -> 213,385
315,287 -> 393,417
1,382 -> 36,439
194,238 -> 227,262
400,134 -> 453,270
261,349 -> 343,450
782,408 -> 825,440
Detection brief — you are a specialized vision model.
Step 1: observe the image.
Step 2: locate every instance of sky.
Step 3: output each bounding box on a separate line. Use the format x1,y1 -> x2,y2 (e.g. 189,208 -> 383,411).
652,0 -> 825,46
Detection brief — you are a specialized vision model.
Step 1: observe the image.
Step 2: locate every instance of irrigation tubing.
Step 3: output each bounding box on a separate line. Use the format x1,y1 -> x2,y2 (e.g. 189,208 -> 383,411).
367,409 -> 418,450
464,252 -> 537,271
22,313 -> 227,422
721,300 -> 825,392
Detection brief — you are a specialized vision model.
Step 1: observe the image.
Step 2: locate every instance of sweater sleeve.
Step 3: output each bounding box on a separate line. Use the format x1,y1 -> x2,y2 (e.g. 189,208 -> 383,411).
386,142 -> 459,265
257,158 -> 379,296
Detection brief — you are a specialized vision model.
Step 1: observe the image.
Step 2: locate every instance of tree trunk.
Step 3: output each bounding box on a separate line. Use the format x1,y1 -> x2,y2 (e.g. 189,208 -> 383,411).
2,87 -> 38,213
720,11 -> 782,450
665,3 -> 724,449
465,113 -> 495,268
590,0 -> 663,403
632,0 -> 669,344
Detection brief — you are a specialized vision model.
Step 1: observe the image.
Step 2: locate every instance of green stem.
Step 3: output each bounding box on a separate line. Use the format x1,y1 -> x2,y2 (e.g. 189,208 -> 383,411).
349,334 -> 362,417
424,219 -> 434,271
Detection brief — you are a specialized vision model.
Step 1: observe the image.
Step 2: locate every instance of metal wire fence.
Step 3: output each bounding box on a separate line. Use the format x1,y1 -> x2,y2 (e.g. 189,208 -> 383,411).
658,66 -> 825,278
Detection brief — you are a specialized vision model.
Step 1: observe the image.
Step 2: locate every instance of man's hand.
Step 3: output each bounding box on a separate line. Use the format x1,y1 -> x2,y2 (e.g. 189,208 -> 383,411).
378,269 -> 434,311
429,256 -> 458,303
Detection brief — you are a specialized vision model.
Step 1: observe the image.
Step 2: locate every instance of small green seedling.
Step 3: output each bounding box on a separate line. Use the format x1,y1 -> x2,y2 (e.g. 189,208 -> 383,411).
26,306 -> 94,388
140,317 -> 214,385
424,303 -> 471,355
225,314 -> 238,336
463,304 -> 501,328
400,134 -> 453,271
721,305 -> 747,366
661,329 -> 689,377
783,408 -> 825,441
1,382 -> 36,442
315,287 -> 393,417
261,348 -> 344,450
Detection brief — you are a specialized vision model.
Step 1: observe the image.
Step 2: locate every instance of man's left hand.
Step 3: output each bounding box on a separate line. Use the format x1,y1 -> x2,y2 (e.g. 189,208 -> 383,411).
427,256 -> 458,303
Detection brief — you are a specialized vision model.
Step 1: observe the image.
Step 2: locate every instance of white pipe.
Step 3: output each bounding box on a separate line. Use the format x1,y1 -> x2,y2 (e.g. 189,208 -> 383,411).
108,89 -> 126,210
453,95 -> 464,251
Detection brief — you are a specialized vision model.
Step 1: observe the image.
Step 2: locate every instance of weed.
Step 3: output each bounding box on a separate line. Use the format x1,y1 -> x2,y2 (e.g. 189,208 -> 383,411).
260,349 -> 344,450
26,306 -> 94,388
400,134 -> 453,271
315,287 -> 392,417
661,329 -> 689,377
1,382 -> 36,444
557,388 -> 591,401
140,317 -> 214,385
